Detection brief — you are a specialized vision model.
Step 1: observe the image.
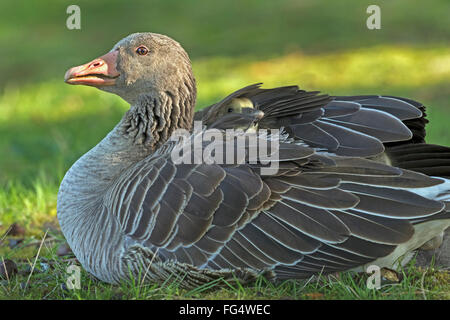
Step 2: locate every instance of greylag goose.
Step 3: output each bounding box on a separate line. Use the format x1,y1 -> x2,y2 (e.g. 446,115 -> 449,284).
59,32 -> 450,287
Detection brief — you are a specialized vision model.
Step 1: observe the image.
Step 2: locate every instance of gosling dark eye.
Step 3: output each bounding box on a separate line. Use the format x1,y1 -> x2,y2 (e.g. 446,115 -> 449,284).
227,108 -> 234,113
136,46 -> 149,56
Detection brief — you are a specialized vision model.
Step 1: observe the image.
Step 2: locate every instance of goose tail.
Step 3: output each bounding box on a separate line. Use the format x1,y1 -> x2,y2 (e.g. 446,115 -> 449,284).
386,143 -> 450,179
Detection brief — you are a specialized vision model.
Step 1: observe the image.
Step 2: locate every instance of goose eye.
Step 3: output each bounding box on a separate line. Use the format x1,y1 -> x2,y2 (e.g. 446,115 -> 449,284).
136,46 -> 149,56
227,108 -> 234,113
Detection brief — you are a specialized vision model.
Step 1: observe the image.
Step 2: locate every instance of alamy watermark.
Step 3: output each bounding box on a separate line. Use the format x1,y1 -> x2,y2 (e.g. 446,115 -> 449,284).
366,265 -> 381,289
66,5 -> 81,30
366,5 -> 381,30
66,265 -> 81,289
169,121 -> 281,175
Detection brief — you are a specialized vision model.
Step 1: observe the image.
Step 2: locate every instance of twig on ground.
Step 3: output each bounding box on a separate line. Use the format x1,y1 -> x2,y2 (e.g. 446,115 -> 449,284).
420,268 -> 428,300
23,230 -> 48,293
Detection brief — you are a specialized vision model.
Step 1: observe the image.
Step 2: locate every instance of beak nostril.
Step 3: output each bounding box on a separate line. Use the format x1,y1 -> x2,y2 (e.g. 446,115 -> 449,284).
91,61 -> 103,68
65,50 -> 118,86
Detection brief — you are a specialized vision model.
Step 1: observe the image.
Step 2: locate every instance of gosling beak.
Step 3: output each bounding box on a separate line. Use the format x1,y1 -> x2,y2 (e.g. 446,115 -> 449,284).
242,107 -> 265,120
64,50 -> 120,87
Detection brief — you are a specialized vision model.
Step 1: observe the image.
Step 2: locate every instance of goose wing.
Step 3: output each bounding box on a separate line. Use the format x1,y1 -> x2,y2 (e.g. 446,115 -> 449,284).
196,84 -> 427,157
106,134 -> 445,278
334,95 -> 428,145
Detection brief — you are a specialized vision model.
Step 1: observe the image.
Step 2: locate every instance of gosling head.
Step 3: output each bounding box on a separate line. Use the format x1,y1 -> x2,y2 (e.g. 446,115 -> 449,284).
204,97 -> 264,131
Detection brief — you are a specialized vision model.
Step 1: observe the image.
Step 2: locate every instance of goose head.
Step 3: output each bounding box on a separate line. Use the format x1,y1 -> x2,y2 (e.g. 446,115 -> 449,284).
64,32 -> 196,106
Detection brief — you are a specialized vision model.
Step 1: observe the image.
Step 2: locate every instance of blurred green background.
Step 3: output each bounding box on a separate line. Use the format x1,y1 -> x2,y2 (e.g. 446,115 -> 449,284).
0,0 -> 449,226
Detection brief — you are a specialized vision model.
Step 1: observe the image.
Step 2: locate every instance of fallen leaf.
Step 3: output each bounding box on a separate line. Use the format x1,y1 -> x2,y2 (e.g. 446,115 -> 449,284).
381,267 -> 403,283
40,262 -> 50,272
8,238 -> 24,249
0,259 -> 18,279
57,243 -> 73,257
8,223 -> 26,237
305,292 -> 324,299
60,283 -> 70,292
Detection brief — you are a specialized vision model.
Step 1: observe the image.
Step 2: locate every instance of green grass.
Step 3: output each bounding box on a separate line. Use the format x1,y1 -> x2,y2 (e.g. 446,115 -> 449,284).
0,0 -> 449,300
1,241 -> 449,300
1,0 -> 450,87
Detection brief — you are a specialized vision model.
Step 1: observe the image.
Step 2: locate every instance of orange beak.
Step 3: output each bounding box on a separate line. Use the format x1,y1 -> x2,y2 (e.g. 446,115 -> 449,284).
64,50 -> 120,87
